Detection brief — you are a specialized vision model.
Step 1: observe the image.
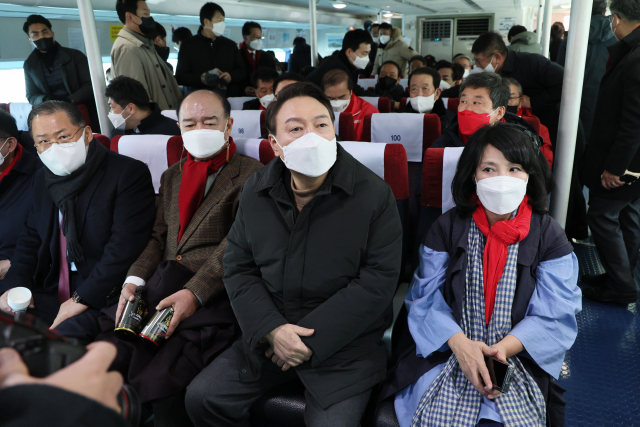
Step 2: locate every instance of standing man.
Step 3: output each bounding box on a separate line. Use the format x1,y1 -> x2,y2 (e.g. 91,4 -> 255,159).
185,82 -> 402,427
0,111 -> 42,282
307,29 -> 374,97
373,23 -> 414,77
557,0 -> 617,141
111,0 -> 182,111
581,0 -> 640,305
22,14 -> 100,132
239,21 -> 276,96
0,101 -> 156,342
153,22 -> 173,73
176,3 -> 246,97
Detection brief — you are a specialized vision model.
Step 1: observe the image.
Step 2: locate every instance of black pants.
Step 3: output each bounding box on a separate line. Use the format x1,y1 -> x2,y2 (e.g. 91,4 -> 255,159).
185,347 -> 372,427
587,194 -> 640,294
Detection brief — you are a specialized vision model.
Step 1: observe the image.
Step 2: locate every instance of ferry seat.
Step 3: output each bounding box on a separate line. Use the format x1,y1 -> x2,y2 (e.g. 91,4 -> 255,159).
333,112 -> 356,141
357,77 -> 377,90
8,102 -> 33,132
447,97 -> 459,113
76,104 -> 91,127
92,134 -> 111,150
228,97 -> 256,111
361,96 -> 392,113
110,134 -> 174,194
0,103 -> 9,113
161,110 -> 178,121
234,138 -> 276,165
229,110 -> 266,139
398,97 -> 408,111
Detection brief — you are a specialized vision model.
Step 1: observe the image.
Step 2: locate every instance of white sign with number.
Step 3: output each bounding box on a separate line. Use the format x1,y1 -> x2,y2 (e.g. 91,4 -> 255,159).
370,113 -> 424,162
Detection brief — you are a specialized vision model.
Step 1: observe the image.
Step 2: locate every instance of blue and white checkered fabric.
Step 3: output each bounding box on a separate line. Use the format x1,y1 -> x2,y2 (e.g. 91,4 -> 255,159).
411,220 -> 546,427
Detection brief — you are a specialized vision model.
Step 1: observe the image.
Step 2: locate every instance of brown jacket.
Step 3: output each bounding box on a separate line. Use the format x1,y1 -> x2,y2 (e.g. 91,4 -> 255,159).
127,152 -> 263,303
111,28 -> 182,111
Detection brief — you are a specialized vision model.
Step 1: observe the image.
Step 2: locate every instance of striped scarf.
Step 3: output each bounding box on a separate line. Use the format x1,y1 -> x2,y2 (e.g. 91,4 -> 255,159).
410,219 -> 546,427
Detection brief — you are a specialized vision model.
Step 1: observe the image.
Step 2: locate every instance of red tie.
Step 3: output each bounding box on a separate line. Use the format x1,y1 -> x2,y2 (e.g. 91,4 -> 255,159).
58,217 -> 71,303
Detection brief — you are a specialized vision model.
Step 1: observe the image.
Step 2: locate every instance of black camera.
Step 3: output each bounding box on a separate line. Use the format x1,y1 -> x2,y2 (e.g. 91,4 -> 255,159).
0,311 -> 141,426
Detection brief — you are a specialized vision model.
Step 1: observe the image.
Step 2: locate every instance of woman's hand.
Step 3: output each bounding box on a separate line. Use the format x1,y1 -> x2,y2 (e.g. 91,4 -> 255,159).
448,332 -> 498,397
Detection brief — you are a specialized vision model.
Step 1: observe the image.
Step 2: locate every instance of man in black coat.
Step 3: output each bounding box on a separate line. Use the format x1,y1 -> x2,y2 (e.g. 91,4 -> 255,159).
185,82 -> 402,426
0,102 -> 156,343
175,3 -> 246,97
105,76 -> 180,138
22,14 -> 100,132
238,21 -> 277,96
400,66 -> 456,130
557,0 -> 617,141
0,111 -> 42,282
307,29 -> 374,97
288,37 -> 312,74
581,0 -> 640,305
471,31 -> 564,144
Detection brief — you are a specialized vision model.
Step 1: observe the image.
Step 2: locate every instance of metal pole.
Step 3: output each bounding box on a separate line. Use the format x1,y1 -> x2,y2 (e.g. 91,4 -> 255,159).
549,0 -> 593,228
77,0 -> 112,135
309,0 -> 318,66
540,0 -> 554,58
536,0 -> 545,44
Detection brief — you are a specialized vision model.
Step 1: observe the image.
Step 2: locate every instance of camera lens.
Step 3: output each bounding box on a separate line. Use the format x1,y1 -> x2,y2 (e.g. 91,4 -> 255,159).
118,384 -> 141,427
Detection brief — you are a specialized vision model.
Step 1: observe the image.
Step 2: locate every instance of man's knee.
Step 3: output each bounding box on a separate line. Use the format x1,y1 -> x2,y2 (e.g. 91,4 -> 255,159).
54,308 -> 101,344
185,366 -> 234,426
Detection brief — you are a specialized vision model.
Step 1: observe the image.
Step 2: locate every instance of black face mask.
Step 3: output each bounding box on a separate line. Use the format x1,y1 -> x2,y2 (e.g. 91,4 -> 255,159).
506,105 -> 519,114
155,44 -> 170,61
33,36 -> 55,52
136,15 -> 157,35
378,76 -> 398,91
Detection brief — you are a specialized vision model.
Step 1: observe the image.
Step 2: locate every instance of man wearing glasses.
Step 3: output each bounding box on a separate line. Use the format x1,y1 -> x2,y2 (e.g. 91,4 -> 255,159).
0,101 -> 156,343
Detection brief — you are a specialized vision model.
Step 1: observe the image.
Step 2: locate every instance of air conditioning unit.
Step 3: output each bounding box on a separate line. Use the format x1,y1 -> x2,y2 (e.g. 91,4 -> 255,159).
454,17 -> 491,57
420,19 -> 453,61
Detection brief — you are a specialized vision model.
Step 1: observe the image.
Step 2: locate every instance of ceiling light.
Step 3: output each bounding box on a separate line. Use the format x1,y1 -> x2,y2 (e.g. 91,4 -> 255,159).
333,2 -> 347,8
383,12 -> 394,17
560,4 -> 570,8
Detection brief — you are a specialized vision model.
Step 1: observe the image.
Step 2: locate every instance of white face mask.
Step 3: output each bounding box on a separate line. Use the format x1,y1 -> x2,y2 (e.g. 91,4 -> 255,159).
379,35 -> 391,45
0,138 -> 8,167
208,21 -> 225,36
259,93 -> 275,109
351,52 -> 369,70
275,132 -> 337,177
330,98 -> 350,113
182,123 -> 228,159
38,129 -> 88,176
611,16 -> 620,40
471,56 -> 495,74
372,36 -> 379,44
249,39 -> 262,51
108,106 -> 132,130
410,94 -> 435,113
463,68 -> 470,78
439,80 -> 451,90
476,175 -> 528,215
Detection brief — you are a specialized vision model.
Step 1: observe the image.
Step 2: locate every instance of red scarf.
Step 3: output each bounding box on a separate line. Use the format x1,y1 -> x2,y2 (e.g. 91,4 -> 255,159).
0,143 -> 22,182
472,195 -> 532,325
240,41 -> 261,72
178,139 -> 236,242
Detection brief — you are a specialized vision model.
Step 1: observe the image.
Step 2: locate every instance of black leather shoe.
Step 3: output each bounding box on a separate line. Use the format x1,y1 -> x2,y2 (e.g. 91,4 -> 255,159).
581,273 -> 609,287
582,286 -> 638,305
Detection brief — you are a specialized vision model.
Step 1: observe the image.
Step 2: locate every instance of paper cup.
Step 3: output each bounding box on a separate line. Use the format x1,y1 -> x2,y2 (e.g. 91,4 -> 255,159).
7,287 -> 31,313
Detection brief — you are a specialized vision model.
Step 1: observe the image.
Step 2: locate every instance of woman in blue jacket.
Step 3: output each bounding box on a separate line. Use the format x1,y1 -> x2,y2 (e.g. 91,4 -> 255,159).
393,122 -> 582,427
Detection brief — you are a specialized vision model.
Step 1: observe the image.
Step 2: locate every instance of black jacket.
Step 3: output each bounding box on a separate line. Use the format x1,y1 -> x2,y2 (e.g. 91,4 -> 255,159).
23,42 -> 99,131
1,149 -> 156,309
242,98 -> 262,111
224,145 -> 402,408
581,27 -> 640,200
557,14 -> 617,141
440,85 -> 461,99
0,384 -> 127,427
0,149 -> 41,261
175,34 -> 247,97
288,43 -> 312,74
400,98 -> 456,130
307,51 -> 372,97
110,103 -> 180,139
380,208 -> 573,426
550,38 -> 563,63
500,50 -> 564,142
238,48 -> 277,95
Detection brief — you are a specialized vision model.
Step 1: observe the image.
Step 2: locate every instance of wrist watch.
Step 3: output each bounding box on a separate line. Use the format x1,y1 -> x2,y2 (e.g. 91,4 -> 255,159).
71,292 -> 89,306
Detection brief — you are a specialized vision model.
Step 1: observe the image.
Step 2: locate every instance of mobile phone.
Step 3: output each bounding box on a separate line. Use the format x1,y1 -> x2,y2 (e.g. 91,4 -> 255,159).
483,355 -> 515,394
620,174 -> 639,184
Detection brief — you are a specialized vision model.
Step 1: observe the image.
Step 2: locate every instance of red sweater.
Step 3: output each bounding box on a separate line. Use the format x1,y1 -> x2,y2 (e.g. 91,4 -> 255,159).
345,95 -> 379,141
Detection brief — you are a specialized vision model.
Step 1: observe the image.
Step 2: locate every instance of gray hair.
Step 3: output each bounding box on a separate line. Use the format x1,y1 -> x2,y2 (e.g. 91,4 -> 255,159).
502,76 -> 524,97
28,101 -> 85,136
459,73 -> 511,110
610,0 -> 640,22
